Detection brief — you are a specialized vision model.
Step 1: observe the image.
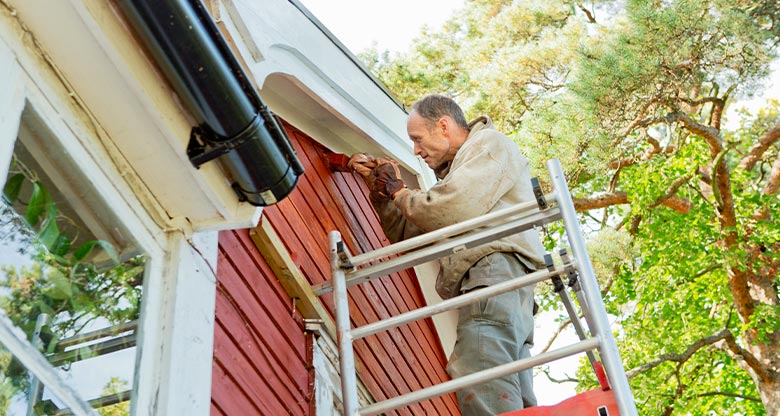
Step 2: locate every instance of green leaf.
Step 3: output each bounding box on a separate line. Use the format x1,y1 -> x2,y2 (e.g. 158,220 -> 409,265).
73,240 -> 118,263
42,268 -> 72,300
24,182 -> 51,226
37,207 -> 60,252
2,173 -> 24,204
35,300 -> 55,316
95,240 -> 119,264
46,335 -> 60,354
73,241 -> 97,261
50,234 -> 71,257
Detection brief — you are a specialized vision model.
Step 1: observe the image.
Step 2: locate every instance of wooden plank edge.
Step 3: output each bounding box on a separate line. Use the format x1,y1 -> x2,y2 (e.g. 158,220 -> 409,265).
249,216 -> 337,340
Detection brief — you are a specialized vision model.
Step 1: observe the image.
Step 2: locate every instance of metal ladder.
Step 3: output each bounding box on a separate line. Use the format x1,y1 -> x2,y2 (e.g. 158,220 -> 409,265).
314,159 -> 639,416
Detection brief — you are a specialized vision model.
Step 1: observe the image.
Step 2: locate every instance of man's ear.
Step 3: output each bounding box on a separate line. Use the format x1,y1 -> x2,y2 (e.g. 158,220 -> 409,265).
438,117 -> 449,136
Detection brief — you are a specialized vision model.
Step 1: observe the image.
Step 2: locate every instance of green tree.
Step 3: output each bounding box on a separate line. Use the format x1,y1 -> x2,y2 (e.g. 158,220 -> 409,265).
365,0 -> 780,413
97,378 -> 130,416
1,157 -> 143,412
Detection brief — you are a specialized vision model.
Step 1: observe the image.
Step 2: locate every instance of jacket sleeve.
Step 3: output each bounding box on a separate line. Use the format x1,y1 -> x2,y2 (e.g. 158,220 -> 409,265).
392,134 -> 516,232
370,197 -> 425,243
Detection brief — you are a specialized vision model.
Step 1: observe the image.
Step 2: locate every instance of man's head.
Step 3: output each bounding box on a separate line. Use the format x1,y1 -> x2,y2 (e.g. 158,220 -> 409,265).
407,94 -> 470,170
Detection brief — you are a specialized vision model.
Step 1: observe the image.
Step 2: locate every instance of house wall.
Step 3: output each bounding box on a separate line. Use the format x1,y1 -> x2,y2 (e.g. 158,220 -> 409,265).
0,6 -> 219,412
212,121 -> 460,415
1,1 -> 457,414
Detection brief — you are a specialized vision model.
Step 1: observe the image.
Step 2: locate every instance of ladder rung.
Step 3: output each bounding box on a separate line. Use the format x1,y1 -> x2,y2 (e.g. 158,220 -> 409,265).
48,333 -> 137,366
351,265 -> 569,340
314,207 -> 561,295
54,321 -> 137,351
50,390 -> 132,416
358,338 -> 601,416
347,194 -> 556,267
331,159 -> 639,416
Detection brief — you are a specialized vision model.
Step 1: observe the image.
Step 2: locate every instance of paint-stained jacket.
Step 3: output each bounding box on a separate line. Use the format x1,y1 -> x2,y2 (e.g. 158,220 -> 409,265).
371,116 -> 546,299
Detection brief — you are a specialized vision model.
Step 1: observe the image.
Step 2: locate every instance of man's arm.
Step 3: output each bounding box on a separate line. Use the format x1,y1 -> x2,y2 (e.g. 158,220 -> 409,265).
370,197 -> 425,243
392,135 -> 516,231
348,153 -> 424,243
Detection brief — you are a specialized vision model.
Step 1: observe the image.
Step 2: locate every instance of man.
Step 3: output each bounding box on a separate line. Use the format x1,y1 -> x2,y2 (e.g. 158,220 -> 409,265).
349,94 -> 545,415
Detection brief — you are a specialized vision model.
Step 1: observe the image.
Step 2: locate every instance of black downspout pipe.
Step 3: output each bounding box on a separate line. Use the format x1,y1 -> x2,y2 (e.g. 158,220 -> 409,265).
117,0 -> 304,206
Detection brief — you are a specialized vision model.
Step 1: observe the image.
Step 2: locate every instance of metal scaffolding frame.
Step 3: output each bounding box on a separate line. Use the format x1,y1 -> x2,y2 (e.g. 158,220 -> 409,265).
320,159 -> 639,416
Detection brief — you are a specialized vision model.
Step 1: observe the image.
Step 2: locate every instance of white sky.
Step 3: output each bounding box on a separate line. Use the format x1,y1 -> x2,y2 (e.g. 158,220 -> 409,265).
299,0 -> 465,54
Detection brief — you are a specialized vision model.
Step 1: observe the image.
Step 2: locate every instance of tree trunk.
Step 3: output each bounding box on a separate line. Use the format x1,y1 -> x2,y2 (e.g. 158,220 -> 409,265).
756,377 -> 780,416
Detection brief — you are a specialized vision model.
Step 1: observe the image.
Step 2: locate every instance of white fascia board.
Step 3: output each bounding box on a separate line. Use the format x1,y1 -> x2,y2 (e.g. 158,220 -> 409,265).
6,0 -> 261,231
68,0 -> 261,230
224,0 -> 419,172
0,7 -> 167,252
0,18 -> 164,249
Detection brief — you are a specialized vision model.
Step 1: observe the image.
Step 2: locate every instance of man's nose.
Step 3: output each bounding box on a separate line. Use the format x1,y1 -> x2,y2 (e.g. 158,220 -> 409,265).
413,143 -> 421,155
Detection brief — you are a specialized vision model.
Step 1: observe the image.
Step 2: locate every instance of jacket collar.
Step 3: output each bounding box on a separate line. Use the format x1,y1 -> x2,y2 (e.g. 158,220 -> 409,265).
433,115 -> 494,179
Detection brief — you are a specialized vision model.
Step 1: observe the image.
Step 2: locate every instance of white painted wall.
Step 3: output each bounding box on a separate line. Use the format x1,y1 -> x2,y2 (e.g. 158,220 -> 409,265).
1,0 -> 456,414
0,5 -> 217,415
0,38 -> 24,187
135,231 -> 218,415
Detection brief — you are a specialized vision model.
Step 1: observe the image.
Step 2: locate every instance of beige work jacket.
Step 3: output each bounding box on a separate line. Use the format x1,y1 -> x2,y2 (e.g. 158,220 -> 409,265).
372,116 -> 546,299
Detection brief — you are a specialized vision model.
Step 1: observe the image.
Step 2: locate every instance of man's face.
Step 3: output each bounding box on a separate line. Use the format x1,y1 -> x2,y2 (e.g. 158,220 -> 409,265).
407,111 -> 453,170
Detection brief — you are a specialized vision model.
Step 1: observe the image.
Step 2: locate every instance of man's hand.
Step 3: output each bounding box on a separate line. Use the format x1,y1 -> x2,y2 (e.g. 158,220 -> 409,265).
347,153 -> 377,178
349,152 -> 384,199
373,159 -> 405,200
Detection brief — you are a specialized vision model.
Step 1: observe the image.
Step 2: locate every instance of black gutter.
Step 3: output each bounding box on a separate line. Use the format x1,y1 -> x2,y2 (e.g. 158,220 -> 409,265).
117,0 -> 304,206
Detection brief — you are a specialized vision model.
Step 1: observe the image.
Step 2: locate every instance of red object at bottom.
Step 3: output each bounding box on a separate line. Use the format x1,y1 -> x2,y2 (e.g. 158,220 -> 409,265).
499,388 -> 620,416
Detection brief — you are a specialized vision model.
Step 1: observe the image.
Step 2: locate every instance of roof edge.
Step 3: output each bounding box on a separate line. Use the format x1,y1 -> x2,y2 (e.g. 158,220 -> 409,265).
286,0 -> 408,114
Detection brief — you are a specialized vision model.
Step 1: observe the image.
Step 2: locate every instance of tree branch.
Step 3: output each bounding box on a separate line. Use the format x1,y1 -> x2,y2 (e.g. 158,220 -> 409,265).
574,2 -> 597,23
649,172 -> 694,211
624,115 -> 666,136
628,214 -> 643,235
675,96 -> 723,107
761,148 -> 780,196
626,329 -> 740,379
573,190 -> 691,214
695,391 -> 761,403
711,99 -> 725,130
666,112 -> 722,152
738,121 -> 780,171
539,367 -> 579,384
540,318 -> 571,353
713,329 -> 770,382
608,137 -> 676,170
573,192 -> 630,211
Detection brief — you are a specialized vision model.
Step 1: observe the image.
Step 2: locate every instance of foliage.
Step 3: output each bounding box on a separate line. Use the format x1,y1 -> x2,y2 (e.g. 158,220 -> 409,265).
97,378 -> 130,416
365,0 -> 780,413
0,159 -> 144,411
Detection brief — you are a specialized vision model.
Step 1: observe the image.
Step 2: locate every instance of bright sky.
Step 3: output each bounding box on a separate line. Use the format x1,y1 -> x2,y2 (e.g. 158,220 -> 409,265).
298,0 -> 465,54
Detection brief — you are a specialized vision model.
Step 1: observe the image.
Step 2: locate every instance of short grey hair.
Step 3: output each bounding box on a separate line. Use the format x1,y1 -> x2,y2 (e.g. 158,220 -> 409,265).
411,94 -> 469,131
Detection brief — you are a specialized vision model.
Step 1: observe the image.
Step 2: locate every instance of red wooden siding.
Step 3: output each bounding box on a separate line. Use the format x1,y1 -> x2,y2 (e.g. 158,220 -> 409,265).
212,121 -> 460,415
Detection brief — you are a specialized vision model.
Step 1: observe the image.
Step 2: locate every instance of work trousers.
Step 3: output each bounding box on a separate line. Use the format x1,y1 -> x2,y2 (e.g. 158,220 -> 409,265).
446,252 -> 536,416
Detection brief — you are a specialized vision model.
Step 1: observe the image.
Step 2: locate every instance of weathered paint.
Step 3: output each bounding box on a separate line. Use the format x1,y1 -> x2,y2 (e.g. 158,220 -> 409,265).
212,122 -> 460,415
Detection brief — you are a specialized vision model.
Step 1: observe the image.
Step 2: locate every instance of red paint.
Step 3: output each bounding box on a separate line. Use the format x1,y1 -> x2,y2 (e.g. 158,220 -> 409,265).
212,121 -> 460,415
